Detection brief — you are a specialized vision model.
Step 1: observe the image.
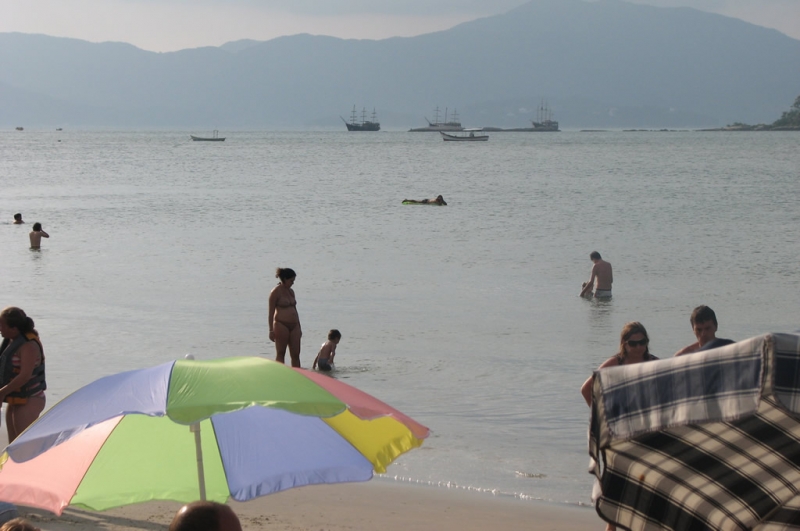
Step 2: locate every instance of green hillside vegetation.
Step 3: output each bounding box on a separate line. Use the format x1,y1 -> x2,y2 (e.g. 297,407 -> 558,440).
726,94 -> 800,130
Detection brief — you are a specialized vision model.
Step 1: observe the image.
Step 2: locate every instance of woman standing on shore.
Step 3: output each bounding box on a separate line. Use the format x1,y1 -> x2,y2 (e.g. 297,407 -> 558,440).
580,321 -> 657,531
268,268 -> 302,367
0,307 -> 46,442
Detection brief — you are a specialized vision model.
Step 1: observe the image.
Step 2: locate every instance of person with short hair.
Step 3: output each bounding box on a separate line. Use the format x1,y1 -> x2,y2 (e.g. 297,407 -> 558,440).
313,329 -> 341,371
28,223 -> 49,249
579,251 -> 613,299
674,305 -> 734,356
12,214 -> 23,225
169,501 -> 242,531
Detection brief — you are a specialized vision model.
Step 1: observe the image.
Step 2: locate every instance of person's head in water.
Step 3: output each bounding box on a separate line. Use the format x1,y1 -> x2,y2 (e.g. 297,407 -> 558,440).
435,195 -> 447,205
589,251 -> 602,261
13,213 -> 23,224
169,501 -> 242,531
617,321 -> 650,360
689,305 -> 718,346
32,222 -> 42,231
275,268 -> 296,285
328,329 -> 342,341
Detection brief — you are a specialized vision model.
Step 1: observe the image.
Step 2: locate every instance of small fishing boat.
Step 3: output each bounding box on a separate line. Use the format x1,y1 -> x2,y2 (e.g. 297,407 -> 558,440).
440,129 -> 488,142
190,130 -> 225,141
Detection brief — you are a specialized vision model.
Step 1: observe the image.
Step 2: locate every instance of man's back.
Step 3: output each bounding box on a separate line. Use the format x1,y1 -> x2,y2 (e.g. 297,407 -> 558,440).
593,259 -> 613,291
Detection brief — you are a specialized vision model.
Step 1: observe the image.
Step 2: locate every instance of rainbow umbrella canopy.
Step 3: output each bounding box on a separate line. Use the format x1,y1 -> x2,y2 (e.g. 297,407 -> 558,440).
0,357 -> 429,515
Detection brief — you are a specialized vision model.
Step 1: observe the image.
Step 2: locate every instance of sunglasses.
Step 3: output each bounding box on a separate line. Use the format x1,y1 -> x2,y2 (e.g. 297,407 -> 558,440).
626,339 -> 648,347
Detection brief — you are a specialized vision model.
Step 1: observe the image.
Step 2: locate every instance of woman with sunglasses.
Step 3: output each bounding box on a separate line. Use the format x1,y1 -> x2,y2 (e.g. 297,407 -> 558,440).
581,321 -> 657,531
580,321 -> 657,407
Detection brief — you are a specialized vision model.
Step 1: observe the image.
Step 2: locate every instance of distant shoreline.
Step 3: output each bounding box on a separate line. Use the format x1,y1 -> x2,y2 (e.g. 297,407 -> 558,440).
696,126 -> 800,132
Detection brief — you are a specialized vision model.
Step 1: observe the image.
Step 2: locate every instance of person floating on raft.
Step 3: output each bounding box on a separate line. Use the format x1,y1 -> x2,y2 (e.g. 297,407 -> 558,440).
402,195 -> 447,205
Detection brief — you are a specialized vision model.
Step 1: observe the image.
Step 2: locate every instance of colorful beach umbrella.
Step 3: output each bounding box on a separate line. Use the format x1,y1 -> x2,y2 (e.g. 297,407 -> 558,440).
590,333 -> 800,531
0,357 -> 429,515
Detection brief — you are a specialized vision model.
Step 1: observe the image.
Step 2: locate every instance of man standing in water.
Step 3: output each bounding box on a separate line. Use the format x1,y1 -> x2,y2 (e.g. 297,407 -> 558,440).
579,251 -> 613,299
29,223 -> 49,249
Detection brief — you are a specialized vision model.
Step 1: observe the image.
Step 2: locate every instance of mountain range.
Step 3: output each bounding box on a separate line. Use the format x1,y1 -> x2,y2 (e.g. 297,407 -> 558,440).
2,0 -> 799,129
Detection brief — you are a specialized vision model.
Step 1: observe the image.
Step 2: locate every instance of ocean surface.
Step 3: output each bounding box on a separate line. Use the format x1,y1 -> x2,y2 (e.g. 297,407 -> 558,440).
1,129 -> 798,508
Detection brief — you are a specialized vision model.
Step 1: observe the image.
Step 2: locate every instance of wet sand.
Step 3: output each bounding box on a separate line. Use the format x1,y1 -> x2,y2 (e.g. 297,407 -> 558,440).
16,482 -> 600,530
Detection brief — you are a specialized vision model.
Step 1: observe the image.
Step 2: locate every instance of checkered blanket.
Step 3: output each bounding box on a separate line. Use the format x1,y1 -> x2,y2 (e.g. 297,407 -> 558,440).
590,333 -> 800,531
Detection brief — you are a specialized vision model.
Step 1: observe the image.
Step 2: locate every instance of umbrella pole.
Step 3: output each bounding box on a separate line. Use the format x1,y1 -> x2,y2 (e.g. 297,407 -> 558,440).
190,422 -> 207,501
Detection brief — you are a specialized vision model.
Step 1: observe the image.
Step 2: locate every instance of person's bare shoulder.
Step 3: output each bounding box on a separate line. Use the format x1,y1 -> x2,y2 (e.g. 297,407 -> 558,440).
674,343 -> 699,357
597,356 -> 620,369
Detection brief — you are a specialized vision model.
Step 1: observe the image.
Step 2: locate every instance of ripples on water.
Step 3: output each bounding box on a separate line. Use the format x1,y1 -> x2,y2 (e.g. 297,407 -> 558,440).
1,130 -> 798,505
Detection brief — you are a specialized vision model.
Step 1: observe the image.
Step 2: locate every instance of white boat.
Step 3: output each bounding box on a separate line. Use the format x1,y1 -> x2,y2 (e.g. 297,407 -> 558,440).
440,130 -> 488,142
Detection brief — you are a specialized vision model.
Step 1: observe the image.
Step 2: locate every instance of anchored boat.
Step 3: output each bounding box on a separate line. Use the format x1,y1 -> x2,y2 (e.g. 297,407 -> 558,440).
410,107 -> 464,132
341,106 -> 380,131
190,130 -> 225,141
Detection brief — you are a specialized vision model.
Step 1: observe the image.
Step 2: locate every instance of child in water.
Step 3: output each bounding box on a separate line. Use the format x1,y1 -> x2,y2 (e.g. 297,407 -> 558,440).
312,329 -> 341,372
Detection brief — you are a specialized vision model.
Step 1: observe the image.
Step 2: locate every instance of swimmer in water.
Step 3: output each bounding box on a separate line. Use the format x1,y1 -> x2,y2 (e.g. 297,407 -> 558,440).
403,195 -> 447,205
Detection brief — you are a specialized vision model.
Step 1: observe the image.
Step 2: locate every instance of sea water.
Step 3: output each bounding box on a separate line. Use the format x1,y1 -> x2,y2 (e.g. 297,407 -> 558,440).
1,130 -> 798,506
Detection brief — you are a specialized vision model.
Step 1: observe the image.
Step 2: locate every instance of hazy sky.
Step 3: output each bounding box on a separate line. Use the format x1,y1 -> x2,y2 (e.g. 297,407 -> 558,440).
3,0 -> 798,52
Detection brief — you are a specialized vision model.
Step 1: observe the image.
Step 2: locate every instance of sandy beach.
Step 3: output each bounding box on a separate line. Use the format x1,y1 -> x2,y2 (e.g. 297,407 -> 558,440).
15,482 -> 599,530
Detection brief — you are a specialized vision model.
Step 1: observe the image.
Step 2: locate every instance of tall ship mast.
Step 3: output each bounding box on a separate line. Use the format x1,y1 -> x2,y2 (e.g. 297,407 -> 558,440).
409,106 -> 464,132
531,100 -> 559,131
341,105 -> 380,131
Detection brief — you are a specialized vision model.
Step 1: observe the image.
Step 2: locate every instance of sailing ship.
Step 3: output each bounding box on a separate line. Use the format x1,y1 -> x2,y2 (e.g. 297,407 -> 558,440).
341,106 -> 380,131
190,130 -> 225,141
530,100 -> 559,131
409,107 -> 464,132
480,101 -> 561,132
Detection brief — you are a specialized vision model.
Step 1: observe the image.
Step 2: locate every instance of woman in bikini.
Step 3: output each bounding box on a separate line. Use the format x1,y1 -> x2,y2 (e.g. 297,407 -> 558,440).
580,321 -> 657,531
0,307 -> 47,443
268,268 -> 302,367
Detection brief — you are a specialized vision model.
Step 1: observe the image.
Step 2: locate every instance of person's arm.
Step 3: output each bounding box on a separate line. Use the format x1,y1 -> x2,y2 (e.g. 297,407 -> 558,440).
312,352 -> 319,369
674,342 -> 699,357
329,343 -> 336,363
580,357 -> 617,407
40,230 -> 49,238
579,265 -> 597,297
0,342 -> 40,401
267,289 -> 277,342
580,375 -> 594,406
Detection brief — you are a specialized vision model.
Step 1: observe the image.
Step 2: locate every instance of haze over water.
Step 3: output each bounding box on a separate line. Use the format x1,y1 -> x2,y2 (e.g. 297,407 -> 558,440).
1,130 -> 798,506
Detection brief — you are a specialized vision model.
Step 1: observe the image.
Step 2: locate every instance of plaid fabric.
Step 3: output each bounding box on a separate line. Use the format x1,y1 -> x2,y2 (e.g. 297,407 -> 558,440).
590,333 -> 800,531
